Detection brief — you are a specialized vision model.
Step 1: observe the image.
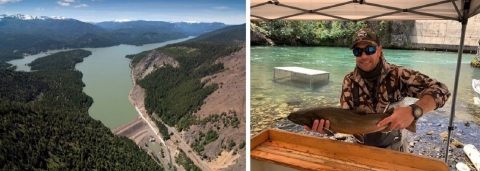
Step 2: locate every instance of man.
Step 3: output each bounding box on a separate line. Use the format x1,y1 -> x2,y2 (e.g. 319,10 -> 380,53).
305,28 -> 451,152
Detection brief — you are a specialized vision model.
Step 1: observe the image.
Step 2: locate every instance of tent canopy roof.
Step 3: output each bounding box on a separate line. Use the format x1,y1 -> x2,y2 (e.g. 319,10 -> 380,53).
251,0 -> 480,21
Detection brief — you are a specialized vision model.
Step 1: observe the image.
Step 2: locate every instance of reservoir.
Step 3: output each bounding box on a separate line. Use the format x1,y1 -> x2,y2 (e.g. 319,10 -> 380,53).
8,37 -> 193,129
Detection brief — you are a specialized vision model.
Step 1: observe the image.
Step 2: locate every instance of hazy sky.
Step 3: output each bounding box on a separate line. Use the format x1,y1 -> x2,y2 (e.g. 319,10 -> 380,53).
0,0 -> 246,24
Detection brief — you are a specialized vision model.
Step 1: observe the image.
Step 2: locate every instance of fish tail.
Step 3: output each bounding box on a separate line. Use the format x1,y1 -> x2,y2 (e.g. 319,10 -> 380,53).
353,134 -> 364,144
405,119 -> 417,133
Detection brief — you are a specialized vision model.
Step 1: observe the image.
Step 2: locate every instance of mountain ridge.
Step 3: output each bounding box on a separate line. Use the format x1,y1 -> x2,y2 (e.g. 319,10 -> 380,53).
0,13 -> 232,68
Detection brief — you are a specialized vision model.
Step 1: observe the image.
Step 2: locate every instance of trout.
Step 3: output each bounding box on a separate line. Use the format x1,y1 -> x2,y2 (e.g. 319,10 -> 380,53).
287,107 -> 417,135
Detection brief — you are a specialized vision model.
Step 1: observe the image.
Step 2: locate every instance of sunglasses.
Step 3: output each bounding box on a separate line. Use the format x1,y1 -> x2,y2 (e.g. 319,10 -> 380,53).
353,46 -> 377,57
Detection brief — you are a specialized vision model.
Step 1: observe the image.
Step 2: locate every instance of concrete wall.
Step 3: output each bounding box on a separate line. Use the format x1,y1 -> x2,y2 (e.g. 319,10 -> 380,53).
409,14 -> 480,52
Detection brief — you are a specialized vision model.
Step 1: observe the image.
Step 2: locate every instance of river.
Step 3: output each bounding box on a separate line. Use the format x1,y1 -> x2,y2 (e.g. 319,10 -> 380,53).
250,46 -> 480,134
8,37 -> 193,129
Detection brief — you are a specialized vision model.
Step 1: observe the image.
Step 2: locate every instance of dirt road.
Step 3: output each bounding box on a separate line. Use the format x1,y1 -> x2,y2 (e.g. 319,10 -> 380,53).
133,99 -> 210,171
169,125 -> 211,171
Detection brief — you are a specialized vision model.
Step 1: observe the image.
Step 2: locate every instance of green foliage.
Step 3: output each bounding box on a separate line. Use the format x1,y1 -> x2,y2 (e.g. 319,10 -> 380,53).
238,141 -> 246,149
138,42 -> 242,130
223,139 -> 237,151
199,111 -> 240,128
191,129 -> 219,154
0,102 -> 162,170
175,148 -> 201,171
156,120 -> 171,140
185,24 -> 246,45
176,114 -> 198,132
28,49 -> 92,70
205,129 -> 219,144
253,20 -> 378,46
0,50 -> 163,170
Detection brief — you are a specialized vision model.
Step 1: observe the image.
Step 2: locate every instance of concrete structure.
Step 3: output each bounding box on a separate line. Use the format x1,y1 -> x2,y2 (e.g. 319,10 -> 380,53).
410,14 -> 480,52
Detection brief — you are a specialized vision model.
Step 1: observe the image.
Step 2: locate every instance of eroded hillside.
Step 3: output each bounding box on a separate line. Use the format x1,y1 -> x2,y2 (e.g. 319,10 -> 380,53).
128,46 -> 245,171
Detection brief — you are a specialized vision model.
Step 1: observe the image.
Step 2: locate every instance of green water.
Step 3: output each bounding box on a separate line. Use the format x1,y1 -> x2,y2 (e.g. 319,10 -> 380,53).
76,37 -> 193,129
8,37 -> 192,129
251,46 -> 480,122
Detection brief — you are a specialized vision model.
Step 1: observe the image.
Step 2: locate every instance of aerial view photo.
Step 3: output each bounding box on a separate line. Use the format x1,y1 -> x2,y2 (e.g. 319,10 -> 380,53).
0,0 -> 246,170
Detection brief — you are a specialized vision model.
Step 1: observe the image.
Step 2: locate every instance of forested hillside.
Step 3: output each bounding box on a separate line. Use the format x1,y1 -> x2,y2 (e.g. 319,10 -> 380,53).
138,42 -> 242,131
185,24 -> 246,44
126,23 -> 246,170
94,21 -> 227,36
251,20 -> 414,47
0,14 -> 229,68
28,49 -> 91,70
0,50 -> 163,170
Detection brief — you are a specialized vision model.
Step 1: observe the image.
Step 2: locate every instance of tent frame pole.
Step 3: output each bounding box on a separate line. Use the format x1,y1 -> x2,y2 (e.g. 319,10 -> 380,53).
444,20 -> 468,163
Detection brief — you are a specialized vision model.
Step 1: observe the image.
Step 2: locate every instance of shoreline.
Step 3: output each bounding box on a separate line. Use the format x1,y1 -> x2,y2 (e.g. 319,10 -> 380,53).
249,44 -> 479,54
123,62 -> 175,169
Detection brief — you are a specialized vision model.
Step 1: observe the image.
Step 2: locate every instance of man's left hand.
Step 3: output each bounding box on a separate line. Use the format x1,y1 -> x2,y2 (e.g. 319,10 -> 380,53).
377,106 -> 415,132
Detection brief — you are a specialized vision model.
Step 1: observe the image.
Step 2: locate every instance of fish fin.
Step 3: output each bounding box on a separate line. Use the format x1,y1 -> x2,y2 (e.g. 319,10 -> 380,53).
405,119 -> 417,133
322,127 -> 335,136
385,107 -> 395,115
353,134 -> 364,144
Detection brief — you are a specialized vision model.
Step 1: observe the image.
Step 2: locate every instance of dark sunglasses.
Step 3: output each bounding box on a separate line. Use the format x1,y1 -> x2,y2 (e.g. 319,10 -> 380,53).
353,46 -> 377,57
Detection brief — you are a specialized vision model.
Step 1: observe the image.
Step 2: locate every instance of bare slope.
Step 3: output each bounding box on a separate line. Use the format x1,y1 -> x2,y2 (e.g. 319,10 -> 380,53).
189,47 -> 246,170
129,47 -> 246,170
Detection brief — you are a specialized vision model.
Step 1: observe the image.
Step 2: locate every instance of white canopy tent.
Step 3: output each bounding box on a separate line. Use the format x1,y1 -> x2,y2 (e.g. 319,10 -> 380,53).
251,0 -> 480,163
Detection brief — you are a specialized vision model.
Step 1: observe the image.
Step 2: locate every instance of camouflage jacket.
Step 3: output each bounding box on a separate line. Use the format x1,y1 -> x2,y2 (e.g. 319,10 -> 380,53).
339,56 -> 451,147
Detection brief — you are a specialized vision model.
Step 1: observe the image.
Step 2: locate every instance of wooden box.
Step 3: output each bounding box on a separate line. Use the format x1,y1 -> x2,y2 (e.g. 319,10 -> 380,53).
251,129 -> 449,171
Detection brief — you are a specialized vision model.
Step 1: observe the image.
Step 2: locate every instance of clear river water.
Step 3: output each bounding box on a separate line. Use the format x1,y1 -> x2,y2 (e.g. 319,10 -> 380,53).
8,37 -> 193,129
250,46 -> 480,125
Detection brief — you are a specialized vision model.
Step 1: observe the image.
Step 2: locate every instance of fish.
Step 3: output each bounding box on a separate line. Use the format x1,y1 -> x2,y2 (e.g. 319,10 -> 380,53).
287,107 -> 417,135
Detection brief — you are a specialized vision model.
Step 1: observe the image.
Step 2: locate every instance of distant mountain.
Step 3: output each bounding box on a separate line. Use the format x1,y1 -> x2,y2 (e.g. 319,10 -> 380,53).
186,24 -> 246,44
94,20 -> 177,32
0,14 -> 106,41
0,14 -> 68,20
0,14 -> 230,68
171,22 -> 228,36
94,21 -> 228,36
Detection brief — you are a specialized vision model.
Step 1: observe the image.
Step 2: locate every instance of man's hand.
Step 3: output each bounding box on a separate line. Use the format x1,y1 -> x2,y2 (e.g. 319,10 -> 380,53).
377,106 -> 415,132
304,119 -> 330,134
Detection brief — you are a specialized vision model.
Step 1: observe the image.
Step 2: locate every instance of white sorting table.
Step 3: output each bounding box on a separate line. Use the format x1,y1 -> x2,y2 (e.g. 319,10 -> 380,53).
273,67 -> 330,87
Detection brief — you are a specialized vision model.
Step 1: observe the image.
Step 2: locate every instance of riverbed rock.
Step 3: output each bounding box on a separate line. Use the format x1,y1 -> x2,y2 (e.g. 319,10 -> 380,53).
451,140 -> 464,148
253,94 -> 265,100
279,112 -> 289,118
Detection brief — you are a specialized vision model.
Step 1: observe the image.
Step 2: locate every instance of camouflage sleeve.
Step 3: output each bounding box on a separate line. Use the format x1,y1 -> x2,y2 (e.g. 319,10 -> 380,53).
340,73 -> 355,110
398,67 -> 451,109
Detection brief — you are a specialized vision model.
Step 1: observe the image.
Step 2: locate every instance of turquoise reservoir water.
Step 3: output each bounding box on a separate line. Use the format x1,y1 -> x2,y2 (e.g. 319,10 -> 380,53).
250,46 -> 480,123
8,37 -> 193,129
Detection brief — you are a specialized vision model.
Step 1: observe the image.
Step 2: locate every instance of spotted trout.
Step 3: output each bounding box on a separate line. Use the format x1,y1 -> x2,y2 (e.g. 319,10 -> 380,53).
287,107 -> 417,135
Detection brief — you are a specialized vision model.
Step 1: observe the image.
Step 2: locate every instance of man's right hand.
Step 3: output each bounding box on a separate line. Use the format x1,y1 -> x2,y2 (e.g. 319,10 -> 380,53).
304,119 -> 330,134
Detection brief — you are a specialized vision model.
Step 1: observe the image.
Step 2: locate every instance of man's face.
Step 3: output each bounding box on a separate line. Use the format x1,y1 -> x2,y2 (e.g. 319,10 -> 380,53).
354,42 -> 382,72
